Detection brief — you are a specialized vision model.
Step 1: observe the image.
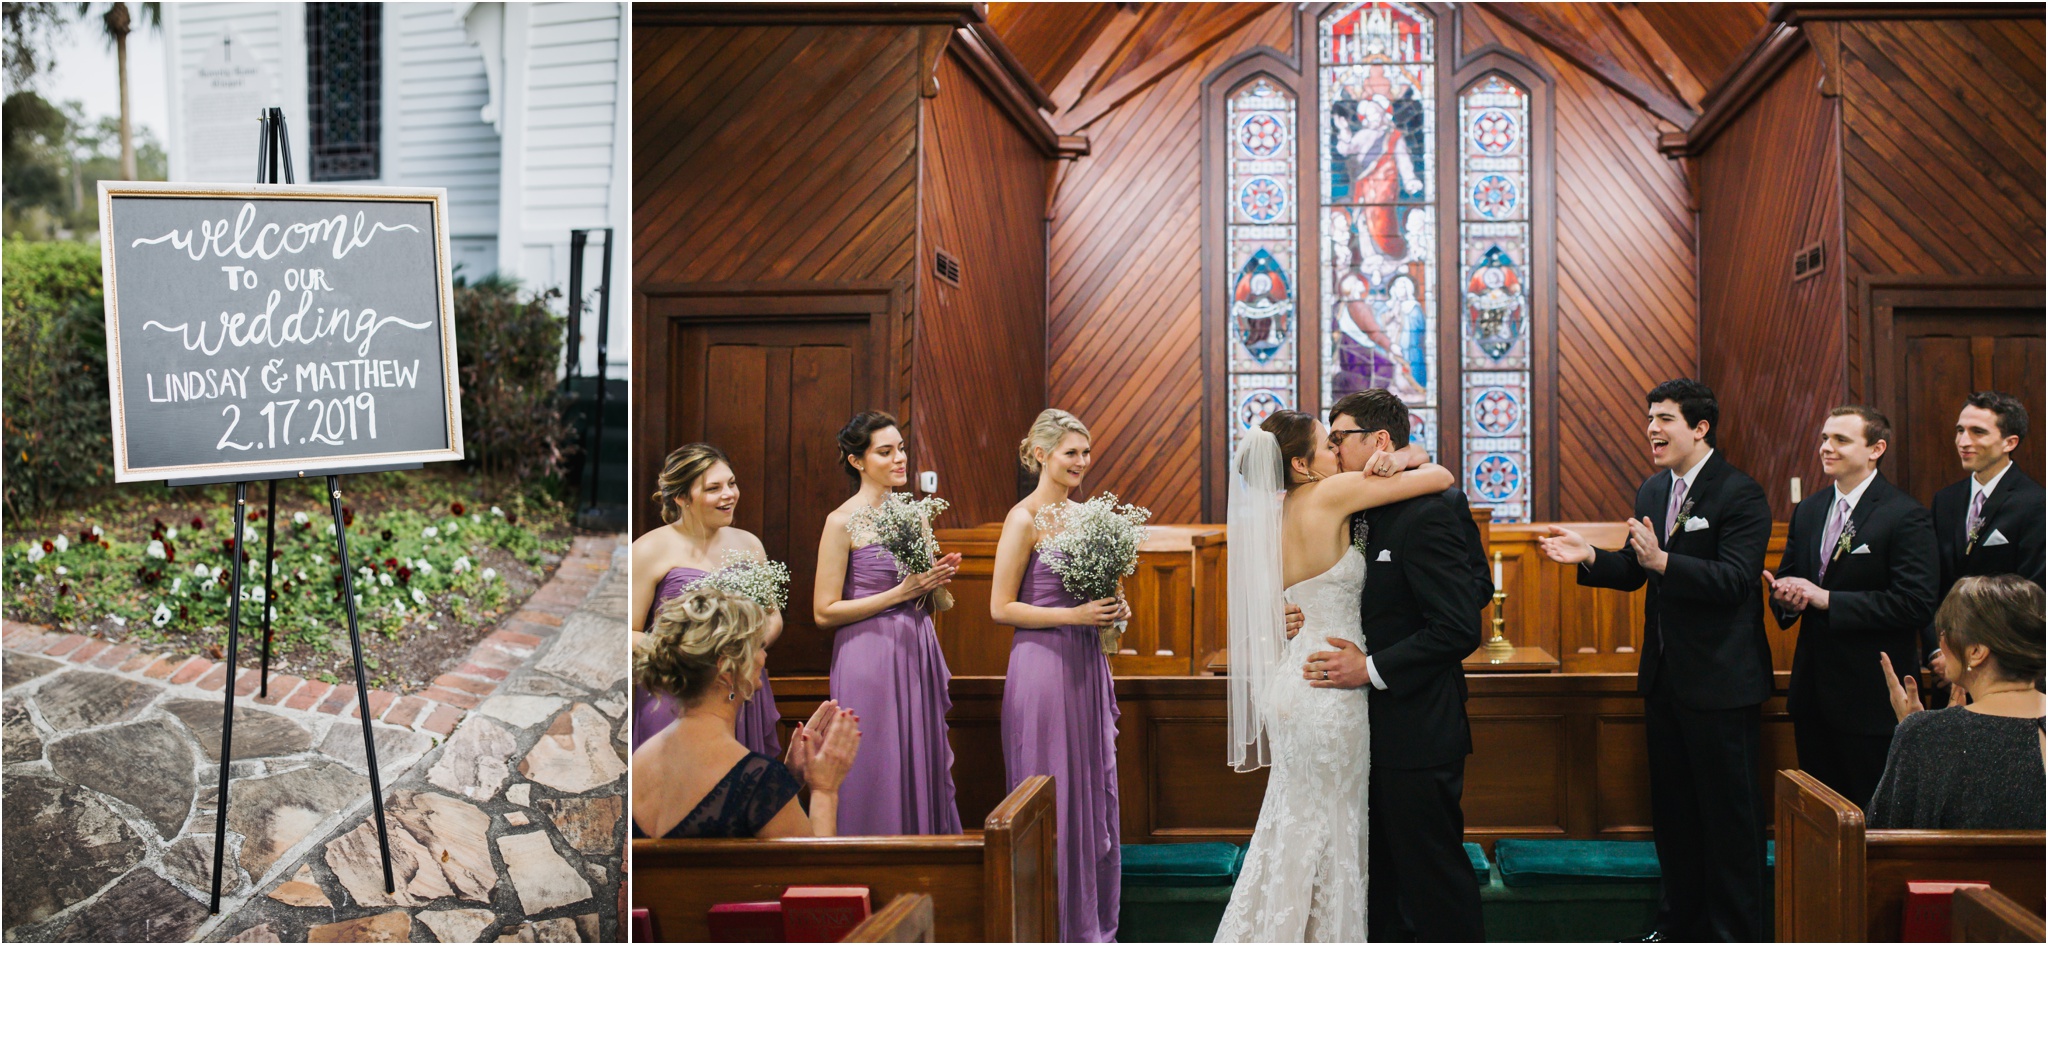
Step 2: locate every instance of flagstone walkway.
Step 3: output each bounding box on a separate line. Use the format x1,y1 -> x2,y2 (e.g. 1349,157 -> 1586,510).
2,534 -> 629,943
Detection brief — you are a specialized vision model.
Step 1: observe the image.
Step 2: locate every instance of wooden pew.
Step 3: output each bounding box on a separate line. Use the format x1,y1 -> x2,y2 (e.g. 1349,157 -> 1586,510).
631,775 -> 1058,943
1951,887 -> 2047,944
1774,769 -> 2046,942
842,893 -> 937,942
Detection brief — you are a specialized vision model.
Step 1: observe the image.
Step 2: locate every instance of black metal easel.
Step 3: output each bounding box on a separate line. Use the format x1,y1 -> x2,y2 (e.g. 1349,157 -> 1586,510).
565,227 -> 613,513
202,108 -> 395,914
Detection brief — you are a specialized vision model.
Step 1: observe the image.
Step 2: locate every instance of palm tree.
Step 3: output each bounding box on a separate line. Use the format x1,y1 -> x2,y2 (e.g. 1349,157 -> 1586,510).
74,2 -> 157,180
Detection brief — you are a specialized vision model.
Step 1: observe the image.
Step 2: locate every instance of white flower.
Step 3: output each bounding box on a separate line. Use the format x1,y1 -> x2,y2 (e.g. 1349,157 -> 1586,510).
327,523 -> 337,535
359,565 -> 374,578
411,587 -> 427,605
445,522 -> 459,534
392,598 -> 408,615
293,511 -> 308,525
107,613 -> 125,626
54,566 -> 68,576
480,567 -> 498,582
194,563 -> 212,577
311,553 -> 325,566
353,593 -> 363,605
422,526 -> 439,539
53,534 -> 68,553
249,585 -> 266,604
417,561 -> 433,576
378,572 -> 394,587
211,566 -> 225,583
146,540 -> 167,559
170,578 -> 183,595
295,569 -> 307,581
166,526 -> 178,540
26,545 -> 44,564
491,506 -> 504,517
202,579 -> 217,592
91,525 -> 103,538
152,603 -> 172,627
451,556 -> 471,573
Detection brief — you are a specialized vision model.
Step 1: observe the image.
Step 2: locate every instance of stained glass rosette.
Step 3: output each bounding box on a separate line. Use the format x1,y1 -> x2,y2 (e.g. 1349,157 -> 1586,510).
1318,3 -> 1438,457
1459,73 -> 1533,519
1226,76 -> 1299,457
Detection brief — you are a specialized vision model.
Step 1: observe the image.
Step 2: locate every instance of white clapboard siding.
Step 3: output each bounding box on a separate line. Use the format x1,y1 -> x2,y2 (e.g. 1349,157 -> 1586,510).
164,3 -> 306,184
387,2 -> 499,263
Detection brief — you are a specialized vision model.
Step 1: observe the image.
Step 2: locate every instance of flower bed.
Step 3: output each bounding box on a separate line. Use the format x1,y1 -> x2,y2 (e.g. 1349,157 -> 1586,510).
4,474 -> 577,693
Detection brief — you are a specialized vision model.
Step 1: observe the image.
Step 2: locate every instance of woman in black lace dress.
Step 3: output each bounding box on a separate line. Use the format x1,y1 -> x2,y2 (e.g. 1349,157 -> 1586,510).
1872,574 -> 2045,830
632,588 -> 862,838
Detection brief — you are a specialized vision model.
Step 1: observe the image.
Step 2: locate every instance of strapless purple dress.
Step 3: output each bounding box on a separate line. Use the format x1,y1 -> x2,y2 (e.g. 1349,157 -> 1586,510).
827,544 -> 961,835
633,566 -> 780,758
1003,549 -> 1120,942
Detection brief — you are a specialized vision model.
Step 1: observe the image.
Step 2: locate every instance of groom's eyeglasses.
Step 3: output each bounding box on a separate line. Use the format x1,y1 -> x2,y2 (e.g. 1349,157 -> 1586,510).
1328,428 -> 1373,447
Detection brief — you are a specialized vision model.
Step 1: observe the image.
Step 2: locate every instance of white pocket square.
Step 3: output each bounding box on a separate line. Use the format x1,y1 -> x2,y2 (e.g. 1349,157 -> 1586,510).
1851,544 -> 1872,554
1683,516 -> 1710,532
1984,529 -> 2010,547
1376,549 -> 1392,562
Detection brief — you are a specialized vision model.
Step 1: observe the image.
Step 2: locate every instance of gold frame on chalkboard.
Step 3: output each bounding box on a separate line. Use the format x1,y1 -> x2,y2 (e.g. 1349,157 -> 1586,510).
96,181 -> 466,483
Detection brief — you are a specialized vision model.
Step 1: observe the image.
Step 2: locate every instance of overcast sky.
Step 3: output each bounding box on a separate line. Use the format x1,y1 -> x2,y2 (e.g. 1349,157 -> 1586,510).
41,13 -> 170,145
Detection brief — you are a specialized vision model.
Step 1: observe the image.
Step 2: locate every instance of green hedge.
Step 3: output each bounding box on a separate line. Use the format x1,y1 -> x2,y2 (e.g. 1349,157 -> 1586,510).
1,245 -> 574,516
2,240 -> 111,516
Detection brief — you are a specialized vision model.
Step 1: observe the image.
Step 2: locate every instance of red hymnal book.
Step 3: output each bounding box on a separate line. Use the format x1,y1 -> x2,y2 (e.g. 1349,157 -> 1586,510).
1901,881 -> 1989,942
708,901 -> 786,942
780,886 -> 871,942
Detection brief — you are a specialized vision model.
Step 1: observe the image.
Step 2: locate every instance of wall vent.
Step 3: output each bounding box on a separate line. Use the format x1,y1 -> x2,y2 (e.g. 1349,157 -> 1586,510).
934,247 -> 962,287
1792,241 -> 1825,282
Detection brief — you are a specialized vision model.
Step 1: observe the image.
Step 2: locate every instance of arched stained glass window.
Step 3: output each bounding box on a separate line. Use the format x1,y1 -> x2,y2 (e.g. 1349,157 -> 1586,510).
1225,76 -> 1299,458
1459,73 -> 1532,522
1319,2 -> 1437,453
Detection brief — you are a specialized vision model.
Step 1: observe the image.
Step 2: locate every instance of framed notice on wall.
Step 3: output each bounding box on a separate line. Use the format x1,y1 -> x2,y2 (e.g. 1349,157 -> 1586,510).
98,181 -> 464,483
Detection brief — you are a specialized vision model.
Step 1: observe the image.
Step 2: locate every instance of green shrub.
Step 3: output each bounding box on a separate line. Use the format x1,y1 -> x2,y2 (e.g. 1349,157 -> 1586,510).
454,277 -> 575,486
2,239 -> 112,516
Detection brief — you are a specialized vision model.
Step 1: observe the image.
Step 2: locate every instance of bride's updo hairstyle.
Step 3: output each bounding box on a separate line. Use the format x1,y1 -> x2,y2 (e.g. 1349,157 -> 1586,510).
654,443 -> 732,524
1019,408 -> 1091,475
837,410 -> 901,479
634,588 -> 768,708
1259,410 -> 1320,489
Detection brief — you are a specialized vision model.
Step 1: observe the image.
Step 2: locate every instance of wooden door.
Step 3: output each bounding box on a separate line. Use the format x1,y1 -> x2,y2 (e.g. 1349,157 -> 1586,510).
658,319 -> 868,675
1891,309 -> 2045,507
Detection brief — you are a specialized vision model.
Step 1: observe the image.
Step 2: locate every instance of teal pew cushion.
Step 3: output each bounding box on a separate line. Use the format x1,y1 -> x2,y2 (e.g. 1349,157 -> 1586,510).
1465,841 -> 1491,884
1120,843 -> 1244,888
1494,839 -> 1660,887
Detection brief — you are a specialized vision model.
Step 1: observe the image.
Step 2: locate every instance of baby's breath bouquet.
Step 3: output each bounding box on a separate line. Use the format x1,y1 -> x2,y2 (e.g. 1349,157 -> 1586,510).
682,551 -> 792,610
1033,492 -> 1152,654
847,493 -> 954,612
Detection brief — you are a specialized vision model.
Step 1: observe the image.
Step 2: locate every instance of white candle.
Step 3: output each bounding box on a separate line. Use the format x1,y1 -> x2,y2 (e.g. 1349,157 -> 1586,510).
1790,477 -> 1802,504
1493,556 -> 1503,590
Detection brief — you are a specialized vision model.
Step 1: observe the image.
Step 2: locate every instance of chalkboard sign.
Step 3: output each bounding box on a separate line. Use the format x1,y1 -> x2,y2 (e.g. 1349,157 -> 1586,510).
98,182 -> 463,483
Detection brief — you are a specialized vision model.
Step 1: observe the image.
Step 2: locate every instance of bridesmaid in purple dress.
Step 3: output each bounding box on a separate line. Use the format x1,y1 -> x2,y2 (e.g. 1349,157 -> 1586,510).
813,412 -> 965,835
991,409 -> 1131,942
631,444 -> 782,756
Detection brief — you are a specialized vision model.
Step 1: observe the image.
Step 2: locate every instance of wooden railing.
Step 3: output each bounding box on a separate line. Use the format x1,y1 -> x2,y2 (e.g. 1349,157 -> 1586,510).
841,894 -> 938,942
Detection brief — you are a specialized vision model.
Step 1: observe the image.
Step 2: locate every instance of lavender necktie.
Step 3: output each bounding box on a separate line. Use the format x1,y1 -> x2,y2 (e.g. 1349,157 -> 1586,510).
1966,489 -> 1988,542
1664,475 -> 1688,538
1818,498 -> 1849,581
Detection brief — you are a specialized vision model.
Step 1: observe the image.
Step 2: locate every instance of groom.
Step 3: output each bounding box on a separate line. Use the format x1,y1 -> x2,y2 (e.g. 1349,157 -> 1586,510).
1297,388 -> 1489,942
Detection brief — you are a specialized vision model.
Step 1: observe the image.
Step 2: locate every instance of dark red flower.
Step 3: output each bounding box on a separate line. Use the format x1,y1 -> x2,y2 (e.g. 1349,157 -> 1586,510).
380,529 -> 393,542
270,549 -> 281,560
249,509 -> 263,521
241,549 -> 251,563
191,516 -> 204,530
282,581 -> 294,595
56,583 -> 68,597
505,512 -> 518,525
41,540 -> 53,553
384,557 -> 398,569
342,507 -> 355,526
153,518 -> 166,531
223,539 -> 236,553
451,502 -> 466,516
179,606 -> 189,620
163,543 -> 177,563
397,566 -> 412,583
79,529 -> 93,543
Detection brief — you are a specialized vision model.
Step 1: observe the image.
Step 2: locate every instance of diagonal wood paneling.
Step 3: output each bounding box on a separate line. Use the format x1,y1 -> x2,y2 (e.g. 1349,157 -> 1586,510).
985,1 -> 1122,94
1837,17 -> 2047,389
1696,47 -> 1843,519
1046,4 -> 1296,524
917,50 -> 1052,526
1633,2 -> 1771,92
1467,7 -> 1700,522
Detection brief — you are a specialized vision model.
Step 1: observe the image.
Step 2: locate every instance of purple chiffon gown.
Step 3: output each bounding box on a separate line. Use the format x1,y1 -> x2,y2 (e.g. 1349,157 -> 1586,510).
827,544 -> 962,835
633,566 -> 780,758
1003,549 -> 1120,943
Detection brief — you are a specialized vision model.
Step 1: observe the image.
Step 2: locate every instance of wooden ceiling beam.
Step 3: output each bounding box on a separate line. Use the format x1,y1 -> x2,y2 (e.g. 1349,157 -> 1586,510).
1047,3 -> 1148,116
1608,2 -> 1710,109
1656,22 -> 1806,158
1056,2 -> 1275,134
1483,2 -> 1698,129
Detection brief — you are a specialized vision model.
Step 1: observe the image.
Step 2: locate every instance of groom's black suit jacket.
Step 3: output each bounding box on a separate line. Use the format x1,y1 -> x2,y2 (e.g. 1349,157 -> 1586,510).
1923,466 -> 2045,657
1358,488 -> 1487,770
1578,451 -> 1775,710
1772,472 -> 1938,736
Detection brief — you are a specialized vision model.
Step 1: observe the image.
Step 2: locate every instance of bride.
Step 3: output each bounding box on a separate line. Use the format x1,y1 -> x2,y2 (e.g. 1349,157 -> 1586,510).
1214,410 -> 1453,942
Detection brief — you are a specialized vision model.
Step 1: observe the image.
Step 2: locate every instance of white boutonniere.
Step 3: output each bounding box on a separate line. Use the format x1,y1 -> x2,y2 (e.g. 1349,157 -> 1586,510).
1832,518 -> 1857,562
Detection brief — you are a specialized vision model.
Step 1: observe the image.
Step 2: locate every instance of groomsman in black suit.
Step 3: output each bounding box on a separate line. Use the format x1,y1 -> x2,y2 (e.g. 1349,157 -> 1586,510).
1538,379 -> 1773,943
1765,405 -> 1938,809
1926,392 -> 2045,691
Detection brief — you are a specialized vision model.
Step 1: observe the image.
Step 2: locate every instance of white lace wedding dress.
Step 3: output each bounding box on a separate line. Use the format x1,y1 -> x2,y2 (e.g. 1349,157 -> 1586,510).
1214,546 -> 1371,943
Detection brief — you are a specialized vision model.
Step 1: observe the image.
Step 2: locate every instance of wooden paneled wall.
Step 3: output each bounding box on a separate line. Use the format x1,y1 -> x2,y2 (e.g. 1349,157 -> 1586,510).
1695,47 -> 1843,519
1046,3 -> 1702,524
916,50 -> 1051,526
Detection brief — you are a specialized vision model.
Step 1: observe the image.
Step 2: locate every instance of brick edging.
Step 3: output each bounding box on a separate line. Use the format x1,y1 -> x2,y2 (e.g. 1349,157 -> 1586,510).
2,535 -> 620,739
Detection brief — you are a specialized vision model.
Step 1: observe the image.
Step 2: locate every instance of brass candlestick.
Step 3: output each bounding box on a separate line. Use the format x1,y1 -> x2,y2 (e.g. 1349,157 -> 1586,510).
1484,551 -> 1516,660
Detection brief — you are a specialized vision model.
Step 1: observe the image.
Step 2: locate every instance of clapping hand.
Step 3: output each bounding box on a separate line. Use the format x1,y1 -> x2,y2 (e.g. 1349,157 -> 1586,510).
1880,652 -> 1925,722
1625,517 -> 1669,574
1763,571 -> 1828,612
784,700 -> 840,781
802,704 -> 862,794
1536,525 -> 1594,565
